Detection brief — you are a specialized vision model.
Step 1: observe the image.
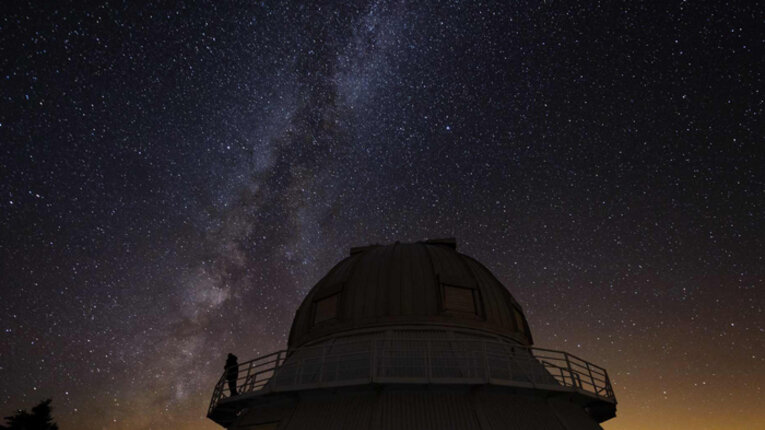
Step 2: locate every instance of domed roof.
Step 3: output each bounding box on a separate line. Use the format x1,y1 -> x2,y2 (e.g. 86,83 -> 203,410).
288,239 -> 533,348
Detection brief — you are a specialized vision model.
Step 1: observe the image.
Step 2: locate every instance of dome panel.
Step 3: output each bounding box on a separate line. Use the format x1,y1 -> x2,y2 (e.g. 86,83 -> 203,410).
287,239 -> 532,347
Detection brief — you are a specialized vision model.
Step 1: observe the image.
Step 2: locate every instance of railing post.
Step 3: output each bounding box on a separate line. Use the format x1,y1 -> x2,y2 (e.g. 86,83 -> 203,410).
244,362 -> 253,392
604,370 -> 614,398
210,373 -> 225,413
564,352 -> 574,388
585,361 -> 595,392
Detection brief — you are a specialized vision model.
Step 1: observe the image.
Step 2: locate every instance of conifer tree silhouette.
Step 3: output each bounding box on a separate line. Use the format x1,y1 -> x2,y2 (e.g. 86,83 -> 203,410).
0,399 -> 58,430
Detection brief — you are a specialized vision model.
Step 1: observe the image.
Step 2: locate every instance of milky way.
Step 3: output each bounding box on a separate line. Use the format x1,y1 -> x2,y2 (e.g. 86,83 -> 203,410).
1,2 -> 762,429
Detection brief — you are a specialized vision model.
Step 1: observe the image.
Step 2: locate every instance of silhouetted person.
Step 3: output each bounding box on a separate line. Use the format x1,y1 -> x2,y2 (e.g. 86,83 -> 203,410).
225,353 -> 239,396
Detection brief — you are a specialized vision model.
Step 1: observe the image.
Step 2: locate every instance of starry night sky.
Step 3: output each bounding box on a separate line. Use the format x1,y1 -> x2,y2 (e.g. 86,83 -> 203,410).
1,1 -> 763,429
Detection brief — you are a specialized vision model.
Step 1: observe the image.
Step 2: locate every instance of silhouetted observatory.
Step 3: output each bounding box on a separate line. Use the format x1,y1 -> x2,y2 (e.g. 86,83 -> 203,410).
207,239 -> 617,429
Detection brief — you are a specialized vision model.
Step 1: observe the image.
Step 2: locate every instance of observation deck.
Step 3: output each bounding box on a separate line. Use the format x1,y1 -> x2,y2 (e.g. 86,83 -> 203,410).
208,337 -> 616,427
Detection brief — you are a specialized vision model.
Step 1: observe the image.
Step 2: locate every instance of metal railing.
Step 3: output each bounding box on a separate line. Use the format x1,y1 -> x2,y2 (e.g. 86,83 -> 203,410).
208,339 -> 614,416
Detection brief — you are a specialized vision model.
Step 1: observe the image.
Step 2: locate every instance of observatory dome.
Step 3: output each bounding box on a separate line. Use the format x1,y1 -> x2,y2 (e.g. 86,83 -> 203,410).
288,238 -> 533,348
208,238 -> 617,429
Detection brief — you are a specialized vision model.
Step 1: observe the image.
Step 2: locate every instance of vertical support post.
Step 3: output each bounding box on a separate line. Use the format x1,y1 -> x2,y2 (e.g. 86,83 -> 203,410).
294,359 -> 301,387
370,339 -> 377,383
426,339 -> 432,382
604,369 -> 613,398
564,352 -> 574,388
585,361 -> 595,392
318,344 -> 327,384
244,361 -> 252,392
482,339 -> 489,383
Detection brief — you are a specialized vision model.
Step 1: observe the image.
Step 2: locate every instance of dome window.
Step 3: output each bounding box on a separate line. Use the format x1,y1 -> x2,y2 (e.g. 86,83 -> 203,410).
312,283 -> 343,325
439,274 -> 481,317
513,308 -> 525,333
314,294 -> 339,324
443,285 -> 475,313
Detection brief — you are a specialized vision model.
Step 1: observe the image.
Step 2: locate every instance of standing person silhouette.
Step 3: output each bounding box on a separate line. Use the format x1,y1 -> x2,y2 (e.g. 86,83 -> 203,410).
225,353 -> 239,396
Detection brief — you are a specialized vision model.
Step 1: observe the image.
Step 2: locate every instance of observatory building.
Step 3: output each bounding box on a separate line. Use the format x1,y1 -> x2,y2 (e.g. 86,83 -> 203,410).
207,239 -> 616,429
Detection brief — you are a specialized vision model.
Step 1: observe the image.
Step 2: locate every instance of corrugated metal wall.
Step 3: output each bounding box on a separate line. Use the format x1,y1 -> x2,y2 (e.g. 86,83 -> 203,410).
376,391 -> 481,430
232,389 -> 603,430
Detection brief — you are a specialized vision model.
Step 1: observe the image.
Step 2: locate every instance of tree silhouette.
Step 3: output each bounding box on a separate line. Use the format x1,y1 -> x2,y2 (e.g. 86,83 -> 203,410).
0,399 -> 58,430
